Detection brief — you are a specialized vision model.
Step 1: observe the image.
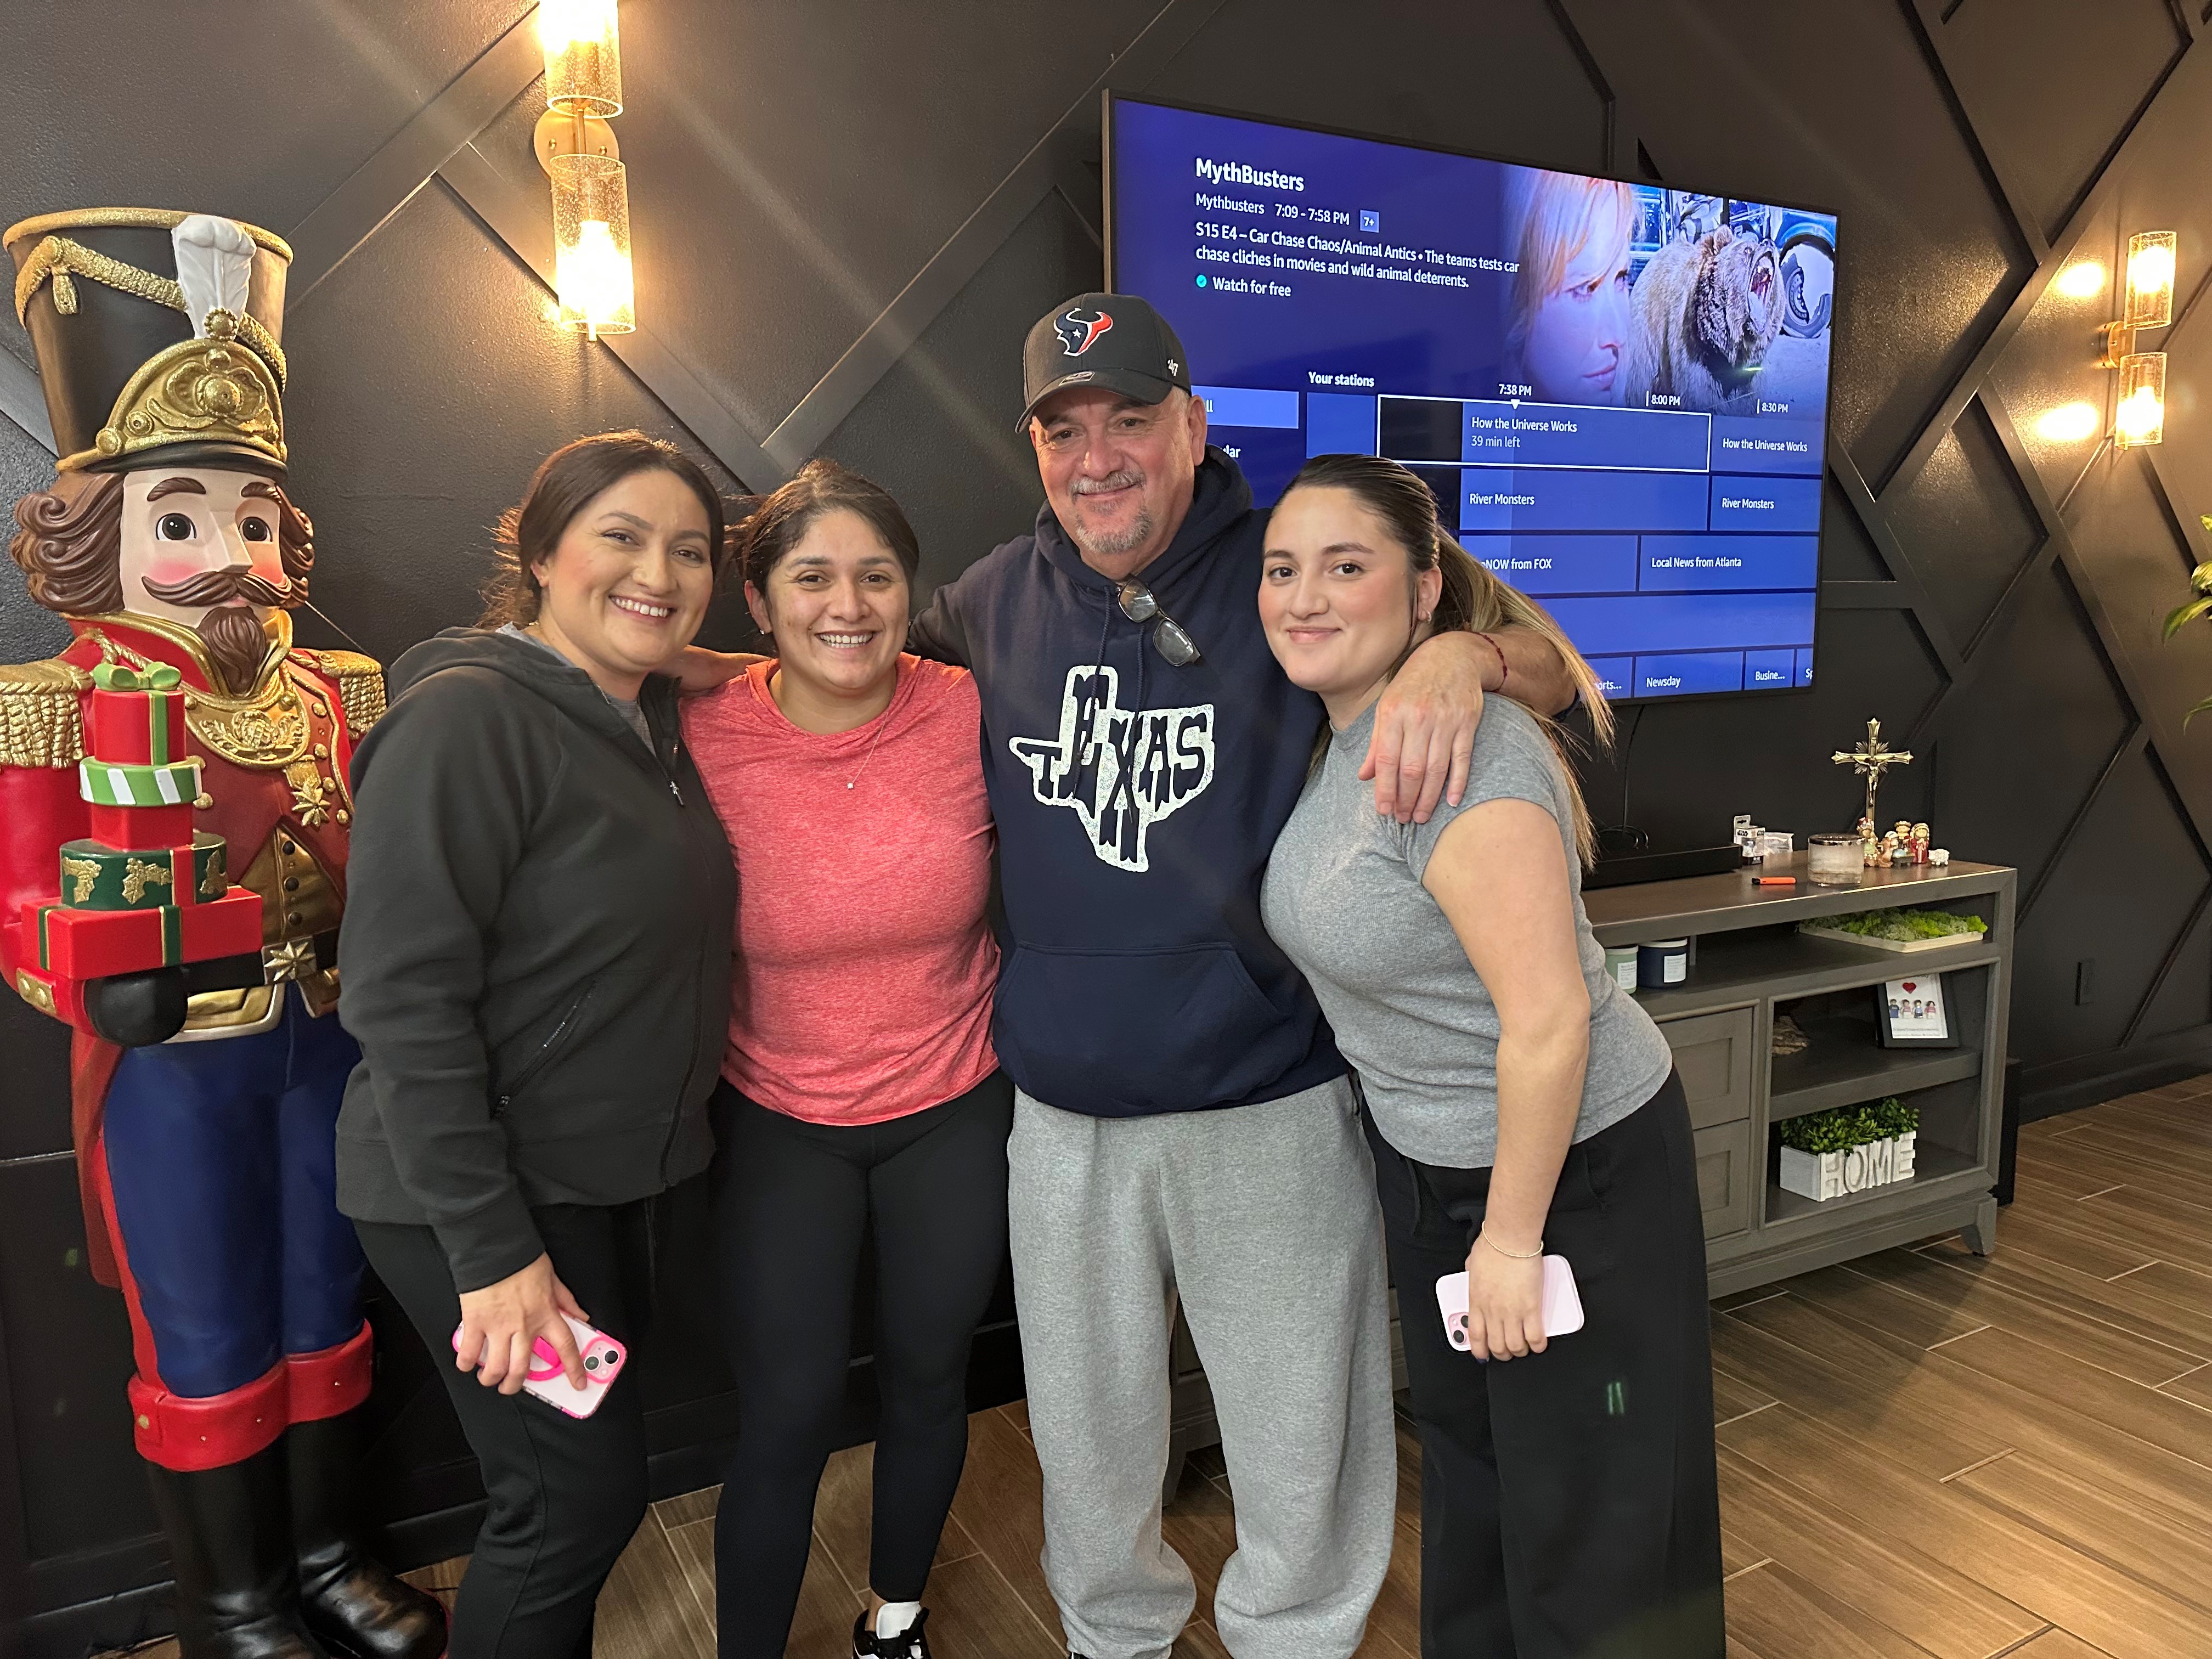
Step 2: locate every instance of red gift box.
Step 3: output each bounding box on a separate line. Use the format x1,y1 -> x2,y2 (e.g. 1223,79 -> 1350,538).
87,681 -> 188,767
25,885 -> 262,979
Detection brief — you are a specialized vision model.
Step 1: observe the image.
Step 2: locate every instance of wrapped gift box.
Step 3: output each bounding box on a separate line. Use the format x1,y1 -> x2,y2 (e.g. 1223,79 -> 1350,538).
25,885 -> 263,979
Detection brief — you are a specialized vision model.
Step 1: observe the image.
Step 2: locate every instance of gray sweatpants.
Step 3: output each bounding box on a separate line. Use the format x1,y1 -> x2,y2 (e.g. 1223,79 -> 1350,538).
1008,1075 -> 1397,1659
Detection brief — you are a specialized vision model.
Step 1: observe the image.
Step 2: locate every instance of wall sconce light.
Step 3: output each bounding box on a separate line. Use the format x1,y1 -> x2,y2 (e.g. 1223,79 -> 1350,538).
534,0 -> 635,340
2123,230 -> 2176,329
2114,352 -> 2167,449
2096,230 -> 2176,447
539,0 -> 622,116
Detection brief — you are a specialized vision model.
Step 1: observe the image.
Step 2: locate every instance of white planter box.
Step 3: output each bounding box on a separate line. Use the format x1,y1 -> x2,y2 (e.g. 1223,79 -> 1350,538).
1778,1132 -> 1917,1202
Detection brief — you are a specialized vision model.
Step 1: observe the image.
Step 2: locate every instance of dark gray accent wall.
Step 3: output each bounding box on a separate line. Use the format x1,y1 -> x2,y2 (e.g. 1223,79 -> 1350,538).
3,2 -> 2209,1649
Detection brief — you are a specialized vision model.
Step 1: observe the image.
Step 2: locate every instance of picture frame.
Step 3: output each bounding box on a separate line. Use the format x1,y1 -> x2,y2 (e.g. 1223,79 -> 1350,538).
1876,974 -> 1956,1048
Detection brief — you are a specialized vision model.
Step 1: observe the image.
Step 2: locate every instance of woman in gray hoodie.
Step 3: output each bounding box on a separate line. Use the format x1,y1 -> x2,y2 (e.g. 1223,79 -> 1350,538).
336,432 -> 736,1659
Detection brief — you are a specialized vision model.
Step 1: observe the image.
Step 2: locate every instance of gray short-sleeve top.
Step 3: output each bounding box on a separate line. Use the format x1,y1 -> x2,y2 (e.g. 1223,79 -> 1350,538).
1261,696 -> 1671,1169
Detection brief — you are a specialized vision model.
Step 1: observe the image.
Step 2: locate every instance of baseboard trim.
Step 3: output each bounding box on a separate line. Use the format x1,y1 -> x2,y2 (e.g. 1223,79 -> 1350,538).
2018,1025 -> 2212,1121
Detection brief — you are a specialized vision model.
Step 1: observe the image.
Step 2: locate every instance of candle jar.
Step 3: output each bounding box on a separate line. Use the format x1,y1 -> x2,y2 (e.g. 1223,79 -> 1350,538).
1808,833 -> 1863,887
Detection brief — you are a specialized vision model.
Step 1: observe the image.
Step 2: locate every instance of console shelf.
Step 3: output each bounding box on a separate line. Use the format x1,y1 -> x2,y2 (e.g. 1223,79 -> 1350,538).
1768,1013 -> 1983,1120
1764,1142 -> 1985,1228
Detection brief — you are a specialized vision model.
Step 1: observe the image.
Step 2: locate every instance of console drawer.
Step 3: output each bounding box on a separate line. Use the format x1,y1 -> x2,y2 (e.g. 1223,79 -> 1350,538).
1656,1006 -> 1756,1130
1694,1121 -> 1753,1240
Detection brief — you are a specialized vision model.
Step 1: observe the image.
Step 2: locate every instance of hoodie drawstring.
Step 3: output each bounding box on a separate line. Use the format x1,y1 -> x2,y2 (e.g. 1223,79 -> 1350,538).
1093,583 -> 1151,850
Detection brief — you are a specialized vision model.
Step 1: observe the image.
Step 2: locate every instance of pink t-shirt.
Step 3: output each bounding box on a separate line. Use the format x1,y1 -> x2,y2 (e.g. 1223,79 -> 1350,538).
682,656 -> 999,1125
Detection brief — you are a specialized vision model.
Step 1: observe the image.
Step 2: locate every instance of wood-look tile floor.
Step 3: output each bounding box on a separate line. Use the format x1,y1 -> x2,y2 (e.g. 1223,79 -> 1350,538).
112,1076 -> 2212,1658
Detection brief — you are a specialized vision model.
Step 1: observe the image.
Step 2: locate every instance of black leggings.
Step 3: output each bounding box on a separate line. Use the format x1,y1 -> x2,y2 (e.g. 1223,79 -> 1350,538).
1367,1073 -> 1725,1659
710,1071 -> 1013,1657
357,1197 -> 662,1659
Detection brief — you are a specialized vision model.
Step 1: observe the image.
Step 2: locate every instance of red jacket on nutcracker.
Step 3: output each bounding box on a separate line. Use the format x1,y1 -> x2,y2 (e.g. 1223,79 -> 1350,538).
1,209 -> 443,1659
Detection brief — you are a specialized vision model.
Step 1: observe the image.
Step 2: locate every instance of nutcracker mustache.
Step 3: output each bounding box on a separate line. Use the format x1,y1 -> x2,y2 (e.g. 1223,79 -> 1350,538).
138,566 -> 294,609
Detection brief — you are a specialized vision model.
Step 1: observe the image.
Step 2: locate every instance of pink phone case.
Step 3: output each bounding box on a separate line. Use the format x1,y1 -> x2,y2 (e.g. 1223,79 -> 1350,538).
452,1314 -> 629,1418
1434,1256 -> 1585,1357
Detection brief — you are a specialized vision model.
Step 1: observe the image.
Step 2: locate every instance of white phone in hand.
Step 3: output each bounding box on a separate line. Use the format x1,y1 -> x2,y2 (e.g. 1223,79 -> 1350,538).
1435,1256 -> 1585,1357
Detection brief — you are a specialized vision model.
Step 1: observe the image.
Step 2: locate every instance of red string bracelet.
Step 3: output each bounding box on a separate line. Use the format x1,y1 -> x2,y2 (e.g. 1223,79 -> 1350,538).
1474,630 -> 1509,694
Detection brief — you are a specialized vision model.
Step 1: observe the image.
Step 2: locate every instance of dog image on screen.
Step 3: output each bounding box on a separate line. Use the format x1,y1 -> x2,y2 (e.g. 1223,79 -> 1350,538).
1621,225 -> 1785,413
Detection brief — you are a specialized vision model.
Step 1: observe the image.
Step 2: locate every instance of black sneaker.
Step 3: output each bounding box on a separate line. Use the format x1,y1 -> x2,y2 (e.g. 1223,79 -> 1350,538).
853,1607 -> 931,1657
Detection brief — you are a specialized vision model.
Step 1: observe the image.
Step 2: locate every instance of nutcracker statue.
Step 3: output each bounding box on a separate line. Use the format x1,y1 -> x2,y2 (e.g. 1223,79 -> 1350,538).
0,210 -> 444,1658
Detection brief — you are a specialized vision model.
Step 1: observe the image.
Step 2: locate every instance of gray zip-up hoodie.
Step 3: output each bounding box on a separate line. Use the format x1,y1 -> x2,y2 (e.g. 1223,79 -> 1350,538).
335,628 -> 734,1291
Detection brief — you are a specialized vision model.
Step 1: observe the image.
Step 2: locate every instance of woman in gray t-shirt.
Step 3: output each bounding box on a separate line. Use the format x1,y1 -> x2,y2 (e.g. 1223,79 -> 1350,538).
1257,454 -> 1723,1658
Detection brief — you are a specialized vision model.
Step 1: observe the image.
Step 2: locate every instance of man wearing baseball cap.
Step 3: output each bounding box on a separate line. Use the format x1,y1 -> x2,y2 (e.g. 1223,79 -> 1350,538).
899,291 -> 1575,1659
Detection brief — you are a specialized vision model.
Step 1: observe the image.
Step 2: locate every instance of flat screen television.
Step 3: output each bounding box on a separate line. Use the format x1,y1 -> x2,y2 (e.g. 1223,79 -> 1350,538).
1105,95 -> 1840,703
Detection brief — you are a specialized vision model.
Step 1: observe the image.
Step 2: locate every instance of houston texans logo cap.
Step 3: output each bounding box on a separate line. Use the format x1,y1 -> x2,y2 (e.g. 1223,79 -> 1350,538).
1018,291 -> 1191,432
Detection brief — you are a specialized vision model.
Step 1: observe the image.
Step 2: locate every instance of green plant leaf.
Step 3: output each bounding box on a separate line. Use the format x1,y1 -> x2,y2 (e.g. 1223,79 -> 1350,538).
2184,696 -> 2212,731
1776,1094 -> 1918,1153
2165,596 -> 2212,640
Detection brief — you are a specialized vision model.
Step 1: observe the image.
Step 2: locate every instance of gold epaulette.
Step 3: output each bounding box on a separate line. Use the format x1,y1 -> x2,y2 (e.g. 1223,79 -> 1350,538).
300,648 -> 386,736
0,659 -> 91,767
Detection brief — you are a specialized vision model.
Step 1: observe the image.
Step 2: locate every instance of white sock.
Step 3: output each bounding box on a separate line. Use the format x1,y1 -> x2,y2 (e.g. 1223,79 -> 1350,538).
873,1600 -> 921,1639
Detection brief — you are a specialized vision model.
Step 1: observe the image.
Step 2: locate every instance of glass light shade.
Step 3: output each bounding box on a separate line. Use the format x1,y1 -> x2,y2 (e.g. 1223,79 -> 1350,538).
540,0 -> 622,117
551,161 -> 635,338
2113,352 -> 2166,449
2123,231 -> 2177,329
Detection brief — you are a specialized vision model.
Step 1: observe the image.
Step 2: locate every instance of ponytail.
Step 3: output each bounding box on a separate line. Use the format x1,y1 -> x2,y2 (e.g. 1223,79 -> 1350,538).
1278,453 -> 1613,864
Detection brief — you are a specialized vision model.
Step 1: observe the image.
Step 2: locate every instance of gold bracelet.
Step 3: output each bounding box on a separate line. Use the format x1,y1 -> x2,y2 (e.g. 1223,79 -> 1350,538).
1480,1229 -> 1542,1261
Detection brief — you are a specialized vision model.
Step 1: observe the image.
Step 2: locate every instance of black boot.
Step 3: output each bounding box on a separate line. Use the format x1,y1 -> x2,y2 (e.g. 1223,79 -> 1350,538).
146,1445 -> 331,1658
287,1413 -> 448,1659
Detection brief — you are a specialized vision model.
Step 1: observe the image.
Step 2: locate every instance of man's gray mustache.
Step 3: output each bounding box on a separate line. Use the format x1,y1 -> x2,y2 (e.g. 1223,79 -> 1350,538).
1071,472 -> 1144,495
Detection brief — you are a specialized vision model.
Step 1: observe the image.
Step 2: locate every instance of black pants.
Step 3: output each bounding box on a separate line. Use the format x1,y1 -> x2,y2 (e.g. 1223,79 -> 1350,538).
357,1198 -> 662,1659
710,1071 -> 1014,1657
1367,1073 -> 1725,1659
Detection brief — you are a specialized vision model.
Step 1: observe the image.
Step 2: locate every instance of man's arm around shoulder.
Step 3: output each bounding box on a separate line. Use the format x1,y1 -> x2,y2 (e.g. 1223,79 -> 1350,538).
1365,625 -> 1576,825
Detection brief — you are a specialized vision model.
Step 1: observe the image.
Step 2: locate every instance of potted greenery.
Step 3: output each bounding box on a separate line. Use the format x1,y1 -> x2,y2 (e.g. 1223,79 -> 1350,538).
2166,514 -> 2212,729
1778,1094 -> 1918,1202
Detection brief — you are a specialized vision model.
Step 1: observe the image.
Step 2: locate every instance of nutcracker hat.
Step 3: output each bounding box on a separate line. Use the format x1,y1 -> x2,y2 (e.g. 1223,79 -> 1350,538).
4,208 -> 292,476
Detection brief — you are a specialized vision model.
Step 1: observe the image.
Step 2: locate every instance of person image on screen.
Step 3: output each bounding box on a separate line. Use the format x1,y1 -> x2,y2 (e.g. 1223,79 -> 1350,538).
1258,454 -> 1725,1658
682,461 -> 1007,1659
681,291 -> 1579,1658
337,433 -> 737,1659
1503,171 -> 1638,409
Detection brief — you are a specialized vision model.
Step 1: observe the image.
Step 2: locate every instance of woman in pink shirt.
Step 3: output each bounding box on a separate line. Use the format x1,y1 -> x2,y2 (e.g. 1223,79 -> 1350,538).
683,460 -> 1002,1659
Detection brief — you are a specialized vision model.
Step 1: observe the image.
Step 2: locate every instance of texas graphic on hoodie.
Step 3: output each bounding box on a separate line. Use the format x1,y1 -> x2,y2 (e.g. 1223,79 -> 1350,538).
910,448 -> 1346,1118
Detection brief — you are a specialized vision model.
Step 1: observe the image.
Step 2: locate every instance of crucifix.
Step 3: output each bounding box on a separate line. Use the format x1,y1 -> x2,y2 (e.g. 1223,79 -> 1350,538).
1832,717 -> 1913,829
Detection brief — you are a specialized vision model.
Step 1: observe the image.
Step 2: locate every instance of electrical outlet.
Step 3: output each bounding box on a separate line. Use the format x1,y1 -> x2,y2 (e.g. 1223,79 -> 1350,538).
2075,959 -> 2096,1005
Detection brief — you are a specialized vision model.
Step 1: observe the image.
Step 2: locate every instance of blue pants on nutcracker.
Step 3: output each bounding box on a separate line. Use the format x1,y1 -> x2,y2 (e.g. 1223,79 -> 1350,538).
93,988 -> 375,1471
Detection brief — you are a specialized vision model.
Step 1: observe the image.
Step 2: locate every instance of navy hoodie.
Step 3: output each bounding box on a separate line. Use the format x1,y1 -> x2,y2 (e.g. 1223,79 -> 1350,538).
910,449 -> 1344,1116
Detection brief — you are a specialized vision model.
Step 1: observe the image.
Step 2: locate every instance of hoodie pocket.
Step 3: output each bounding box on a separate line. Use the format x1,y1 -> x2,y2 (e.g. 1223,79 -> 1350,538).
993,943 -> 1310,1113
495,978 -> 600,1116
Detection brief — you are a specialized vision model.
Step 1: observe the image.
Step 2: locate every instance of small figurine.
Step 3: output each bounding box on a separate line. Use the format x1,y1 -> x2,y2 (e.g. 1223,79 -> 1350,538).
1878,828 -> 1904,868
1929,848 -> 1951,867
1911,822 -> 1931,865
1858,814 -> 1880,866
